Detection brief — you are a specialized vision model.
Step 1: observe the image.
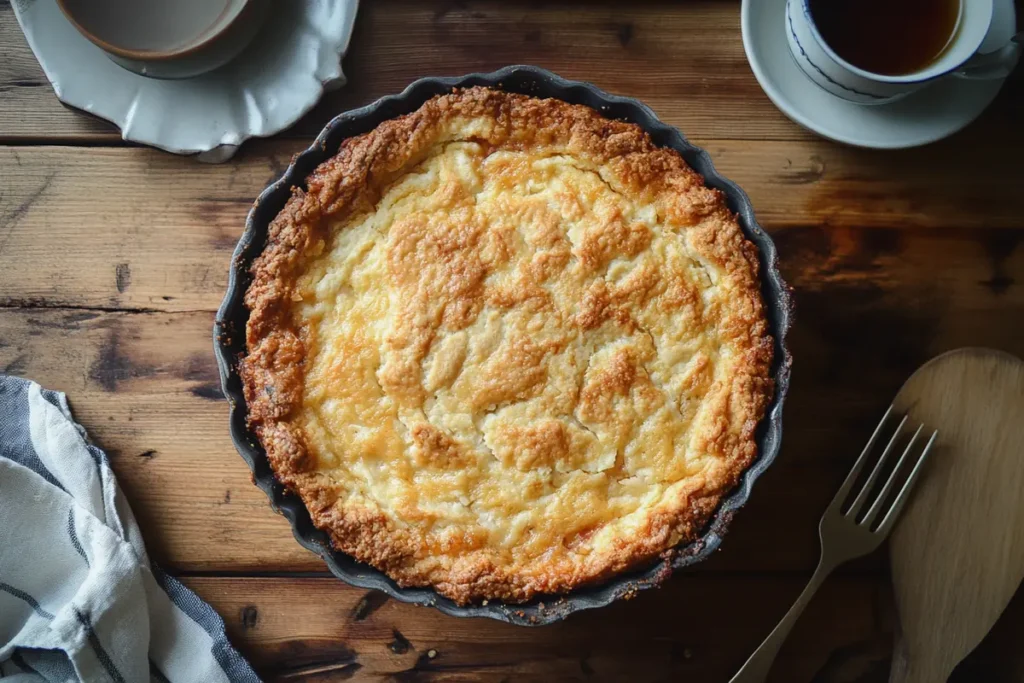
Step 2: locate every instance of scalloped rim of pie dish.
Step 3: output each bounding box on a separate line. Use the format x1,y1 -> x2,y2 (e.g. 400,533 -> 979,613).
240,87 -> 773,605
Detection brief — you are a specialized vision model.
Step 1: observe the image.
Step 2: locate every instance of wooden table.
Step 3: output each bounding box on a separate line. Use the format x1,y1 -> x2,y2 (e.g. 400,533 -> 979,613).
2,2 -> 1023,681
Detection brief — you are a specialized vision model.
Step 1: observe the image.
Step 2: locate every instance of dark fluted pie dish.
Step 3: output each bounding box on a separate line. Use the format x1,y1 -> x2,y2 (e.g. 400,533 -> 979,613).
214,65 -> 792,625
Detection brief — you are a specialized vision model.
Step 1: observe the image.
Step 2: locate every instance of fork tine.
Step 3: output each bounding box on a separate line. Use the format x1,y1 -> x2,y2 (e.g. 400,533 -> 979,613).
846,413 -> 908,518
876,430 -> 938,535
860,424 -> 923,527
830,406 -> 895,509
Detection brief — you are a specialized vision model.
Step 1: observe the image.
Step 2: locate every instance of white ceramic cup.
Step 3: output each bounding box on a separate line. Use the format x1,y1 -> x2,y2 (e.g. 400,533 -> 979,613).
56,0 -> 269,79
785,0 -> 1021,104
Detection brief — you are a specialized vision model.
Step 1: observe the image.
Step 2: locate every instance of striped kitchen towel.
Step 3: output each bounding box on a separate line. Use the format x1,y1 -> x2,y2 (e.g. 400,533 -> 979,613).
0,376 -> 261,683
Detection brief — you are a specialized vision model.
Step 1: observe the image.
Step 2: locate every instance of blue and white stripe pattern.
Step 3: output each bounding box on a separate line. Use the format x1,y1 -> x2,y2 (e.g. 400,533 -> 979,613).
784,0 -> 917,104
0,376 -> 261,683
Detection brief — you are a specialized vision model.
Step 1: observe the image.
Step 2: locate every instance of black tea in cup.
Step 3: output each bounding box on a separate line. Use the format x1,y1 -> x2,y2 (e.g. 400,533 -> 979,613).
807,0 -> 962,75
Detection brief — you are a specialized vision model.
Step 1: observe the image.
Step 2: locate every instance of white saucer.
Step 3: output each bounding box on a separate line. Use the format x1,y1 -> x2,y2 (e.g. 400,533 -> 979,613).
13,0 -> 359,162
741,0 -> 1017,149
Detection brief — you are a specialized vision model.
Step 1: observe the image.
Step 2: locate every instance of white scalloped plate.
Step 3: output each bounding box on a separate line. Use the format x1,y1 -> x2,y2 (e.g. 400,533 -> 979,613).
12,0 -> 359,162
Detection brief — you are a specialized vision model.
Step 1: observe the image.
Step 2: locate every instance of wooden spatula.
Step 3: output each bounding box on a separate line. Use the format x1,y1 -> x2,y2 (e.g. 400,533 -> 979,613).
888,348 -> 1024,683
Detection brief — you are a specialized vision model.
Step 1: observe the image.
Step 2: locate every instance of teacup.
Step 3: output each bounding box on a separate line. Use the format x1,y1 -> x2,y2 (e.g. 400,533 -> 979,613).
56,0 -> 271,79
785,0 -> 1020,104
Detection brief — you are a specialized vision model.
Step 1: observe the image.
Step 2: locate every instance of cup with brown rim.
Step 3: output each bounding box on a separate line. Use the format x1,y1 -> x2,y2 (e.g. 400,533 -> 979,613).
56,0 -> 272,79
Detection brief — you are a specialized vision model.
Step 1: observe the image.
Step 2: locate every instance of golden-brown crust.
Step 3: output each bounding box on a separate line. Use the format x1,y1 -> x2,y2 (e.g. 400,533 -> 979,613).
241,87 -> 773,605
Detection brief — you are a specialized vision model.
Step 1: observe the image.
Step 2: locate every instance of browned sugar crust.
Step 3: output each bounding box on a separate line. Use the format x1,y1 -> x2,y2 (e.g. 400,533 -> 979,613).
241,87 -> 773,605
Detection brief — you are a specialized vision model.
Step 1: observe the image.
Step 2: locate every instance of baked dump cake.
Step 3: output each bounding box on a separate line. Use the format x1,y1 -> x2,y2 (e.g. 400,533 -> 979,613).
241,87 -> 773,604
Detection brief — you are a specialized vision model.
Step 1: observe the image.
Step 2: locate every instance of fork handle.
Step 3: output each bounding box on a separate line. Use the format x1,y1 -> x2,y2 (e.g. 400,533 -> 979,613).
729,559 -> 834,683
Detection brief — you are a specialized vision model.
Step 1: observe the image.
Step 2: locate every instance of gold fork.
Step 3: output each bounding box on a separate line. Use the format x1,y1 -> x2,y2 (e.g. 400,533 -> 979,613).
730,407 -> 938,682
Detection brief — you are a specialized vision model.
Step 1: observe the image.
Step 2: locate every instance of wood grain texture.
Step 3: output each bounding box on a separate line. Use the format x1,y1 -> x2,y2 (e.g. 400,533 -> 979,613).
0,308 -> 317,570
0,2 -> 118,142
1,142 -> 1023,313
1,0 -> 1022,145
889,349 -> 1024,683
183,574 -> 885,683
0,244 -> 1022,574
0,306 -> 866,573
180,575 -> 1024,683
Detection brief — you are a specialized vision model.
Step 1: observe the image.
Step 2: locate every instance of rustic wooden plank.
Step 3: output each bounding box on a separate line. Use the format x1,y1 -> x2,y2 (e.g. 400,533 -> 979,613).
183,575 -> 884,682
2,0 -> 1021,144
315,0 -> 813,146
1,142 -> 1022,313
0,0 -> 801,143
0,308 -> 318,570
0,306 -> 842,574
2,276 -> 1023,575
0,145 -> 281,313
2,144 -> 1023,574
0,1 -> 117,140
181,574 -> 1024,682
323,0 -> 1024,149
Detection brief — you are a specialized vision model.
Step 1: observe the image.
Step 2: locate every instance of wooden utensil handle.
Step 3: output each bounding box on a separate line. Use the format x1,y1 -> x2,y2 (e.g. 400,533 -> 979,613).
888,639 -> 949,683
890,662 -> 932,682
